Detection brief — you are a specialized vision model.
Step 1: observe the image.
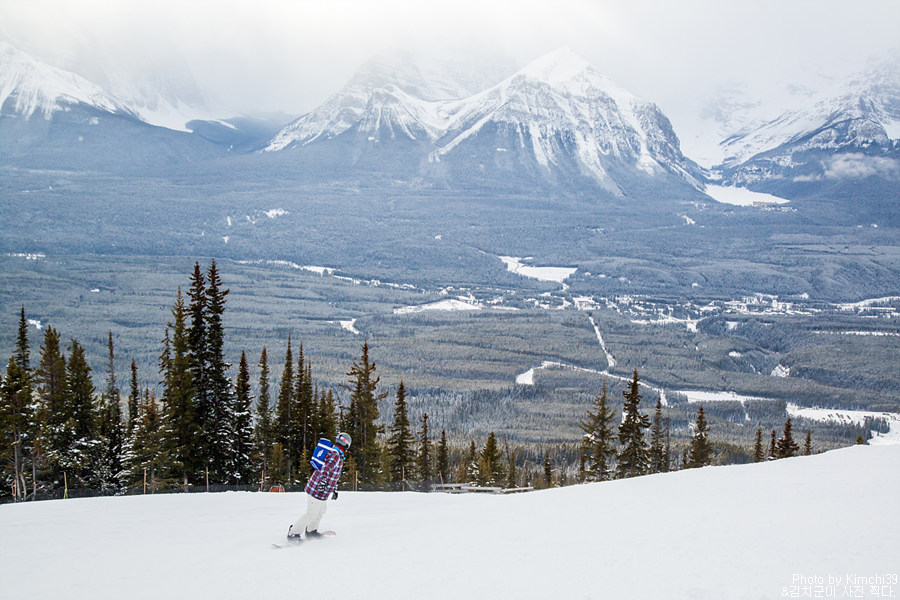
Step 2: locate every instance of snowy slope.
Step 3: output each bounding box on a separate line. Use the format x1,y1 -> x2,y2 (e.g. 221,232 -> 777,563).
2,445 -> 897,600
0,42 -> 134,120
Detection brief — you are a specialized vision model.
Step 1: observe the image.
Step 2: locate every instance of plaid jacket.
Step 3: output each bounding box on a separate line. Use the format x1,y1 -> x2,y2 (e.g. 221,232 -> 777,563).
305,446 -> 345,500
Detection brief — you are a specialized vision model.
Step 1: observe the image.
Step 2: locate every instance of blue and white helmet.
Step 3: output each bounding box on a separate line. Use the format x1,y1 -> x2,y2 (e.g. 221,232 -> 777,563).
335,432 -> 352,450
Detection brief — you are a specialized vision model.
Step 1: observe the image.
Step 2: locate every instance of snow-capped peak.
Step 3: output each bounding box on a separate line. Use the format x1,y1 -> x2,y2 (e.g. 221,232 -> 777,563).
432,49 -> 702,191
516,47 -> 593,87
0,41 -> 132,120
264,48 -> 702,193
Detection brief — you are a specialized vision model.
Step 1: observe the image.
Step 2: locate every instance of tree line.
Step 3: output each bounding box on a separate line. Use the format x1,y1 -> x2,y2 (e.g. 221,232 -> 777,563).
575,370 -> 816,484
0,262 -> 821,501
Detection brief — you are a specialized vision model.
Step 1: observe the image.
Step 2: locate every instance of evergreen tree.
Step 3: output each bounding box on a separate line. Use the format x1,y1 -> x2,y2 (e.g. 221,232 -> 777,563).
687,405 -> 713,468
579,378 -> 616,481
803,430 -> 812,456
344,341 -> 385,485
615,370 -> 650,479
542,450 -> 553,488
35,327 -> 67,488
775,417 -> 800,459
387,381 -> 415,489
316,390 -> 337,443
162,289 -> 198,486
203,259 -> 233,482
416,413 -> 433,490
127,359 -> 140,434
753,427 -> 765,462
275,334 -> 295,480
254,347 -> 273,484
576,450 -> 587,483
186,263 -> 208,452
98,332 -> 125,493
6,305 -> 35,499
436,429 -> 450,484
478,431 -> 504,487
2,357 -> 31,500
64,339 -> 101,488
230,351 -> 254,484
768,430 -> 777,460
648,396 -> 667,474
458,440 -> 479,484
15,305 -> 31,372
126,390 -> 170,492
293,344 -> 314,459
507,447 -> 519,488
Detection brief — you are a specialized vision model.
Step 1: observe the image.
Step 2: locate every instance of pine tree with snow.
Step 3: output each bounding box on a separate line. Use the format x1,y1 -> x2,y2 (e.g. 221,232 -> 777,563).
775,417 -> 800,459
616,370 -> 650,479
126,389 -> 170,491
803,430 -> 812,456
459,439 -> 479,484
753,427 -> 765,462
230,351 -> 254,484
2,356 -> 32,500
35,327 -> 66,488
416,413 -> 434,490
579,377 -> 616,481
63,339 -> 102,488
687,405 -> 712,469
648,396 -> 667,474
387,381 -> 415,489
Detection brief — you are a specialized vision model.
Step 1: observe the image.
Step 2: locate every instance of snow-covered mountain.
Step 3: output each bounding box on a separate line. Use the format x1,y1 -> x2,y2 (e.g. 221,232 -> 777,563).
716,51 -> 900,188
0,41 -> 232,133
264,49 -> 504,151
0,41 -> 135,120
266,49 -> 704,196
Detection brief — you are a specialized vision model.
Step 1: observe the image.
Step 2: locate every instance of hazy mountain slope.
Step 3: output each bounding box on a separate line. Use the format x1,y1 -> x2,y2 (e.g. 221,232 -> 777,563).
715,52 -> 899,206
0,42 -> 228,171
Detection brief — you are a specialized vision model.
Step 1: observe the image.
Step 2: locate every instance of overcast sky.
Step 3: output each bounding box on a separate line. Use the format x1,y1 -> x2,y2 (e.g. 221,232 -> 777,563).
2,0 -> 898,125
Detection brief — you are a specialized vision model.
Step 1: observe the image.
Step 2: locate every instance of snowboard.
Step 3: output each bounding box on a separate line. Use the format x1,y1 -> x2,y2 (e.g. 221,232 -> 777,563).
272,531 -> 336,549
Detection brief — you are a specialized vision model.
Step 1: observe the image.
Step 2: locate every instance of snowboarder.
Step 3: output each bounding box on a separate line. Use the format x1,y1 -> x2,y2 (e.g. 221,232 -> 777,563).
287,432 -> 351,543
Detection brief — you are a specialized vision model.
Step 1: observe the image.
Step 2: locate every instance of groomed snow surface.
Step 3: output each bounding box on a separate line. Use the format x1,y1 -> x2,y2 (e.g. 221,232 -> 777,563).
2,446 -> 898,600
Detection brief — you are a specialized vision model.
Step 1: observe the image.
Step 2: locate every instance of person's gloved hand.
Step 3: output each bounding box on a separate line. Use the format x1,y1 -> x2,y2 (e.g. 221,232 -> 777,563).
332,491 -> 339,500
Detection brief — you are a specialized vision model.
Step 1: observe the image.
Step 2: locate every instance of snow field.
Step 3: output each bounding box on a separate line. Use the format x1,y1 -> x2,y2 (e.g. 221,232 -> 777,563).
2,445 -> 897,600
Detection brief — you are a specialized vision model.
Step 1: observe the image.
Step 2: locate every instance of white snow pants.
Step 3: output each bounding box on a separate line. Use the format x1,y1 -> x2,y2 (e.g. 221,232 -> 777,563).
291,494 -> 328,535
